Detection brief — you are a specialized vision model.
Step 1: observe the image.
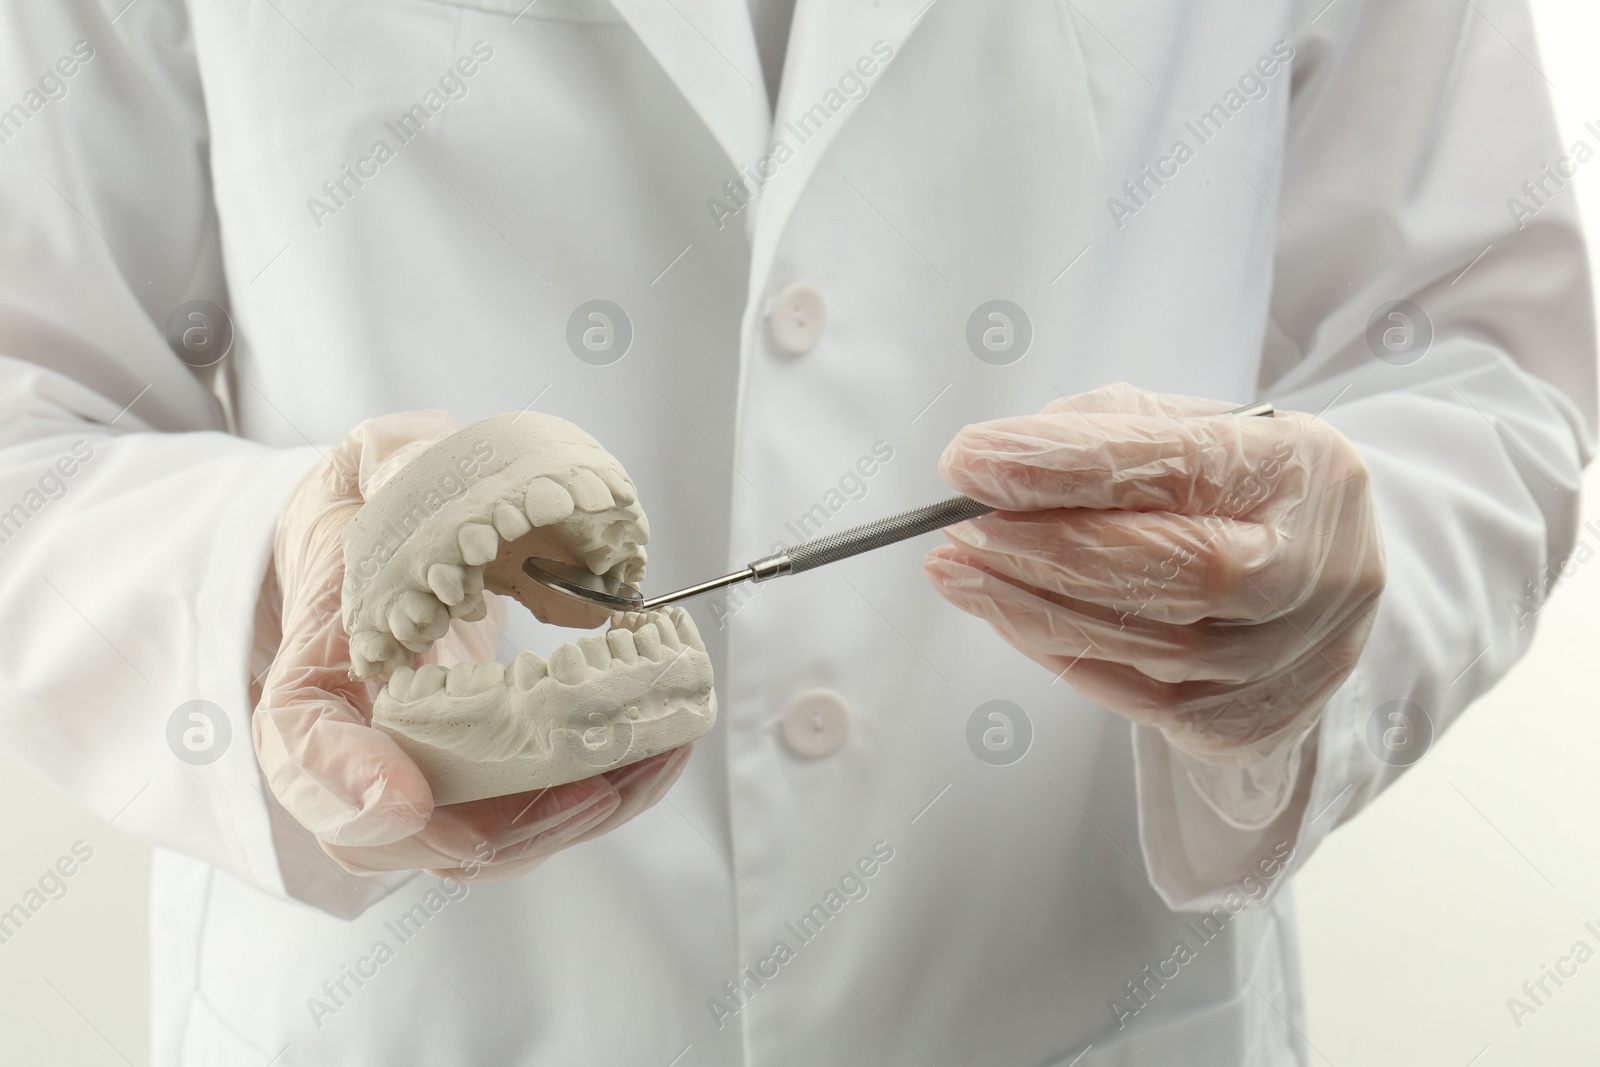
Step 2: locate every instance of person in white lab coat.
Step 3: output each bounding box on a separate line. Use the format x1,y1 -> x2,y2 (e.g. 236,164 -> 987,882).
0,0 -> 1592,1064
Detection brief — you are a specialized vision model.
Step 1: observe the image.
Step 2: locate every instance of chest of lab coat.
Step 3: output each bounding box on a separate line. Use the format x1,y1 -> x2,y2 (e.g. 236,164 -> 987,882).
164,0 -> 1298,1062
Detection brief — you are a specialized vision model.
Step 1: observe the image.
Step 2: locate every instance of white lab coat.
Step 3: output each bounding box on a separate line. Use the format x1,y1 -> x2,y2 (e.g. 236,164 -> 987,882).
0,0 -> 1591,1063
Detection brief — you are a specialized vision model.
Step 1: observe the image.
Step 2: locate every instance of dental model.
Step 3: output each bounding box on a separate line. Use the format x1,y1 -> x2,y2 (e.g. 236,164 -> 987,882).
341,412 -> 716,805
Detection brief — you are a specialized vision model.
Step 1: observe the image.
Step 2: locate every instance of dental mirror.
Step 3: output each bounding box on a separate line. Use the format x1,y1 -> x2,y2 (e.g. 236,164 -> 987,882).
520,558 -> 646,611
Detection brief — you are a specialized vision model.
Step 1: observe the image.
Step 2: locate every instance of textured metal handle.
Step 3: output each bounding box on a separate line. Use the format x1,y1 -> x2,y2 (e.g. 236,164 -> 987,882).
741,401 -> 1272,588
777,496 -> 995,576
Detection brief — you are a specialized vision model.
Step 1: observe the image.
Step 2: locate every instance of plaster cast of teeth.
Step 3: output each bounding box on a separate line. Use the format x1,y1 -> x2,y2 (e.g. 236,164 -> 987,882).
340,412 -> 714,805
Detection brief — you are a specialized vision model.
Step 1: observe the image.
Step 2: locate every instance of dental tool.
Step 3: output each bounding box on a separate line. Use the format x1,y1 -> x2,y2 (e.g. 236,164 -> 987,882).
523,401 -> 1274,612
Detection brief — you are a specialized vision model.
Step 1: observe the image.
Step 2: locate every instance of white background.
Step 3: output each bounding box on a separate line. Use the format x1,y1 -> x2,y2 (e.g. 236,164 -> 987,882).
1295,3 -> 1600,1063
1,2 -> 1598,1063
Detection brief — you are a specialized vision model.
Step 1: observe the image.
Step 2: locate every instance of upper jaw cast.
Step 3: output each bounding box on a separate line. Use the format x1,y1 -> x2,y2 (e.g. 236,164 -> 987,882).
341,412 -> 651,682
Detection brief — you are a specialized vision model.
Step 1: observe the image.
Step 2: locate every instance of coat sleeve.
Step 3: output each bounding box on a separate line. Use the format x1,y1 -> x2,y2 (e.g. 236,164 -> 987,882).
1135,0 -> 1596,907
0,0 -> 405,917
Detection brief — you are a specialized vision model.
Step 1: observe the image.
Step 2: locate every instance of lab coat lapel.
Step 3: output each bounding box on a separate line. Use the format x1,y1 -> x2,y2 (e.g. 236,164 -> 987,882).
606,0 -> 770,178
746,0 -> 941,302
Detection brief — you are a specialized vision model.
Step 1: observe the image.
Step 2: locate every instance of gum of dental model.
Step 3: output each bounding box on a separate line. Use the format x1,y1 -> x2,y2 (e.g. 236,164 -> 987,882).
340,412 -> 715,805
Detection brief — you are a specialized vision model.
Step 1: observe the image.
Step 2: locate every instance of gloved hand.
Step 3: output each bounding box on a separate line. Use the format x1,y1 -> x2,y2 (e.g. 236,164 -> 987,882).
255,411 -> 691,881
926,383 -> 1385,776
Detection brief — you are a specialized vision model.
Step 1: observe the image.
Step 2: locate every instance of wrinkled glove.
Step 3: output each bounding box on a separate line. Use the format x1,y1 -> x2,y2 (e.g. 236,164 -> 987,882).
255,411 -> 690,880
926,383 -> 1384,825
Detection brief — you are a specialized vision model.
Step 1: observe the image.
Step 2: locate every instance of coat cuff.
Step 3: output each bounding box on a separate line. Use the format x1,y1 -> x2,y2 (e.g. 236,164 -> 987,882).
1132,667 -> 1370,911
185,445 -> 322,898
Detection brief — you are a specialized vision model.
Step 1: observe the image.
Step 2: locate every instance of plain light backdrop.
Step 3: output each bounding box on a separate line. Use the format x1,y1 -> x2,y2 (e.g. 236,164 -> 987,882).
1,2 -> 1597,1064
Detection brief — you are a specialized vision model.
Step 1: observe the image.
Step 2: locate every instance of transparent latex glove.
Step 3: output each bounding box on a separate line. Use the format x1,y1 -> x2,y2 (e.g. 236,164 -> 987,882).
926,382 -> 1385,778
255,411 -> 691,880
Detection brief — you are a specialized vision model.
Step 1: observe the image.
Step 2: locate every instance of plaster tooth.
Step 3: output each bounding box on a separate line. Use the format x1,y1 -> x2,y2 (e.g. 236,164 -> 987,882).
493,499 -> 532,541
388,666 -> 416,702
398,637 -> 433,654
412,664 -> 446,697
382,607 -> 416,643
470,661 -> 506,692
599,522 -> 630,551
510,651 -> 547,691
462,566 -> 485,596
401,588 -> 442,624
387,600 -> 423,642
606,628 -> 639,665
628,513 -> 650,544
408,590 -> 451,643
450,593 -> 487,621
549,643 -> 589,685
353,629 -> 399,664
427,563 -> 466,607
599,468 -> 636,505
649,612 -> 682,651
446,664 -> 475,696
350,652 -> 380,681
622,556 -> 647,586
667,606 -> 705,652
459,523 -> 499,567
582,543 -> 626,575
633,624 -> 663,660
523,478 -> 575,526
615,545 -> 643,577
567,468 -> 614,512
578,633 -> 612,669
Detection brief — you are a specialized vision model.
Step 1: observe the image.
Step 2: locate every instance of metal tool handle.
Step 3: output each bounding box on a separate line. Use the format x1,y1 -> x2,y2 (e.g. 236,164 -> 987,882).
631,399 -> 1276,608
748,496 -> 994,581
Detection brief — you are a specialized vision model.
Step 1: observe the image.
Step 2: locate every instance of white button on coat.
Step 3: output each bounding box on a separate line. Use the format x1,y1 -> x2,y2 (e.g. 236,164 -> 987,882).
780,688 -> 850,757
767,282 -> 827,354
